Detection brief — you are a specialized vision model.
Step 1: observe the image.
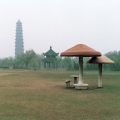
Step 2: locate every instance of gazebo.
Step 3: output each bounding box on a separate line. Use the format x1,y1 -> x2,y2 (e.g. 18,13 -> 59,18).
60,44 -> 101,89
43,46 -> 59,69
87,56 -> 115,88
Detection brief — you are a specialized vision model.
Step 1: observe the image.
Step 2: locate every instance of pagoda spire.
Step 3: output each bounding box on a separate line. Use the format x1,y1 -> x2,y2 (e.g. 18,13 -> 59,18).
15,19 -> 24,57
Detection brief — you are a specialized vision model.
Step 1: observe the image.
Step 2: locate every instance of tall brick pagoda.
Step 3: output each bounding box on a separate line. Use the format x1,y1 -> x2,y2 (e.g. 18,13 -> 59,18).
15,19 -> 24,57
43,46 -> 59,68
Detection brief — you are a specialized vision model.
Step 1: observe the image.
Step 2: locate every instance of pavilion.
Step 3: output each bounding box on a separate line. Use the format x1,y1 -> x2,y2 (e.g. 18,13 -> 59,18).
42,46 -> 59,69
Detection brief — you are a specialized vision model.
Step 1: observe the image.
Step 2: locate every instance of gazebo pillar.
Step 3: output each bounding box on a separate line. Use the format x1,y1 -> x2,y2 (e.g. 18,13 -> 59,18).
87,56 -> 115,88
98,63 -> 102,88
74,56 -> 88,89
78,57 -> 83,84
44,62 -> 46,68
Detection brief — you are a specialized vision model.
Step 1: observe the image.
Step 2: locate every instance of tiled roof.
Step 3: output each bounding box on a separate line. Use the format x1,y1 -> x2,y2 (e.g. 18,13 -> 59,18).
43,46 -> 59,56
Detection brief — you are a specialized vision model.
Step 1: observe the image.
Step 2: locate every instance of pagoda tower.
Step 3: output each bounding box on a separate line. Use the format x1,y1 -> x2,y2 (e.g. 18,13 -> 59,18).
15,19 -> 24,57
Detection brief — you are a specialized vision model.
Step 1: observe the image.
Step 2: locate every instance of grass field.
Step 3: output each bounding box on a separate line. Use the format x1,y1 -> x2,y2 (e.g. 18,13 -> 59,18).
0,69 -> 120,120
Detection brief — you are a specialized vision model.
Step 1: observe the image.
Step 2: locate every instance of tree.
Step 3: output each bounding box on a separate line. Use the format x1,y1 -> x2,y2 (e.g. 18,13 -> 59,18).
23,50 -> 37,69
15,54 -> 25,68
36,54 -> 44,69
14,50 -> 37,69
62,57 -> 74,70
0,57 -> 15,69
104,51 -> 120,71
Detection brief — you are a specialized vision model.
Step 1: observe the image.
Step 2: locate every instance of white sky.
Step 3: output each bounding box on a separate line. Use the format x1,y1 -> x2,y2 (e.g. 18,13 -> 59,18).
0,0 -> 120,58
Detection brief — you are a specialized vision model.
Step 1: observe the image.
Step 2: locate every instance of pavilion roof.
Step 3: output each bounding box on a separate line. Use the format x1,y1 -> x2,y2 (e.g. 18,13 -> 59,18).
43,46 -> 59,56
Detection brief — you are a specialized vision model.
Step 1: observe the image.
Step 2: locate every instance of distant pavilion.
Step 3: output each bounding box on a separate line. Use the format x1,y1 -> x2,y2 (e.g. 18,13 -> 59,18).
43,46 -> 59,69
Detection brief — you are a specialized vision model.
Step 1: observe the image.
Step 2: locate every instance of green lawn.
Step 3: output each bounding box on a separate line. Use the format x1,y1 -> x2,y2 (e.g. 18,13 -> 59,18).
0,69 -> 120,120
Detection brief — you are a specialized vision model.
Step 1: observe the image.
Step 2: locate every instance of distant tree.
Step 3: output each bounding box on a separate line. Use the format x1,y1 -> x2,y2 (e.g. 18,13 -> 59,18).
104,51 -> 120,71
36,54 -> 44,69
53,56 -> 61,69
0,57 -> 15,68
15,54 -> 25,68
72,57 -> 79,70
62,57 -> 74,70
23,50 -> 37,69
14,50 -> 37,69
73,61 -> 79,70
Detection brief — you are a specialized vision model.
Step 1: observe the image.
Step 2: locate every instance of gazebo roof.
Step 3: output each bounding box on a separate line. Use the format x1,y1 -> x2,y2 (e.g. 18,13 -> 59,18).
43,46 -> 59,56
60,44 -> 101,57
87,56 -> 115,64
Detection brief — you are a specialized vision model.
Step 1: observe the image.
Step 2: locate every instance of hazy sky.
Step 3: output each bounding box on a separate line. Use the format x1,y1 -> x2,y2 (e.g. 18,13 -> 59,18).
0,0 -> 120,58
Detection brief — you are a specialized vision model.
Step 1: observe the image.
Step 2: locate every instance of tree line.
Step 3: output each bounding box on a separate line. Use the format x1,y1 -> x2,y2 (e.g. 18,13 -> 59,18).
0,50 -> 119,71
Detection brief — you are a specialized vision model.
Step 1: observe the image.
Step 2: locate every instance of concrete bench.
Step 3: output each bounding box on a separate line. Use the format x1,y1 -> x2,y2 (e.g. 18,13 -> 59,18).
70,75 -> 79,84
65,80 -> 70,88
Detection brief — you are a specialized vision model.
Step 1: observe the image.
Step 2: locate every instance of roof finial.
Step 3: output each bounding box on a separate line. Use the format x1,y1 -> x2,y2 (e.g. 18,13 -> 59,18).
50,46 -> 52,49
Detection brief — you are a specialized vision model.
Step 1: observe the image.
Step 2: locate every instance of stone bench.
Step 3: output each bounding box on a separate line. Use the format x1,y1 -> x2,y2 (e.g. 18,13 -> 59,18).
65,80 -> 70,88
70,75 -> 79,84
